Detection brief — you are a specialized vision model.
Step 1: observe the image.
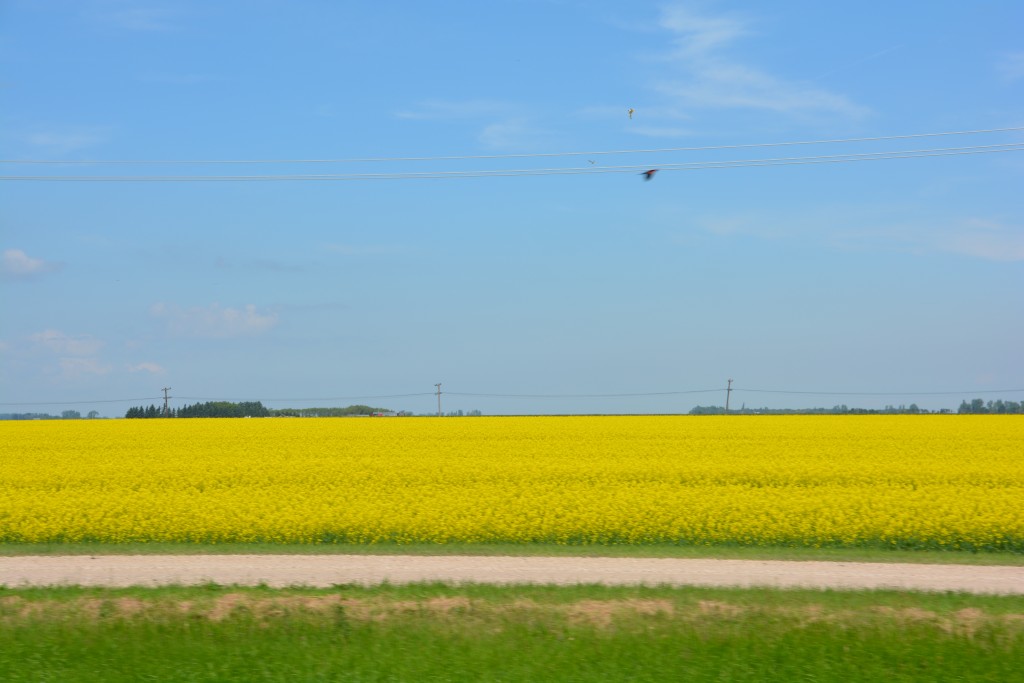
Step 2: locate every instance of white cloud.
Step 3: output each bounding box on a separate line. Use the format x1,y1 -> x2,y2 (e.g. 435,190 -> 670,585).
660,5 -> 749,59
652,5 -> 868,118
152,303 -> 279,338
1,249 -> 60,279
30,330 -> 105,356
127,362 -> 166,374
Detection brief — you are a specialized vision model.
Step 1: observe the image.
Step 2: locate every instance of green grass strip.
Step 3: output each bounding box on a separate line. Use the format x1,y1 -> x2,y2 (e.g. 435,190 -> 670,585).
1,583 -> 1021,682
2,540 -> 1023,565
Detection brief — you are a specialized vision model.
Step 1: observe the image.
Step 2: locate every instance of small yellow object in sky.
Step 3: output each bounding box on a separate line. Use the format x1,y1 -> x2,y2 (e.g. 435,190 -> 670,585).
628,107 -> 635,119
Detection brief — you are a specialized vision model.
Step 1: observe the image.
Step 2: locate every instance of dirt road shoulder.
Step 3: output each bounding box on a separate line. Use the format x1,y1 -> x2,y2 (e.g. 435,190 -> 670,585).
2,555 -> 1022,594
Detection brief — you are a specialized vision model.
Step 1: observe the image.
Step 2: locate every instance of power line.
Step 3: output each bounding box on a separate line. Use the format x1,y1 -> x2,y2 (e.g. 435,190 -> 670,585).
3,143 -> 1021,182
173,393 -> 436,402
738,388 -> 1024,397
447,390 -> 723,399
0,397 -> 164,406
4,385 -> 1019,405
2,126 -> 1022,165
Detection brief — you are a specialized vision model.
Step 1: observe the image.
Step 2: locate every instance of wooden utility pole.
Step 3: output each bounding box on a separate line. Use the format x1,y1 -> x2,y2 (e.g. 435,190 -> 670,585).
725,379 -> 733,414
435,383 -> 442,417
161,387 -> 172,417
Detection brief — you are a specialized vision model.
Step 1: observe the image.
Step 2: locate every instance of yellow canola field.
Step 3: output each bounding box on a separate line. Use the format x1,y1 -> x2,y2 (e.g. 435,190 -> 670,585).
1,415 -> 1022,550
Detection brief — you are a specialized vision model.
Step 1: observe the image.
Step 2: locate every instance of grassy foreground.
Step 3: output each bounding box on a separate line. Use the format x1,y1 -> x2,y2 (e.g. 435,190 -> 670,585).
2,582 -> 1021,682
3,540 -> 1023,565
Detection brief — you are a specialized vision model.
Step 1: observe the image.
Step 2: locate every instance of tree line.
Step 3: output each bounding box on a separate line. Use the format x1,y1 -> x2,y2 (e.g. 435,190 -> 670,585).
1,410 -> 101,420
956,399 -> 1023,414
689,399 -> 1023,415
124,402 -> 397,418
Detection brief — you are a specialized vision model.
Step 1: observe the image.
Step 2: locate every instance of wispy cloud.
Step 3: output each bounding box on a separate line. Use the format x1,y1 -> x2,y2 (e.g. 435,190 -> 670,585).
629,125 -> 695,138
214,256 -> 307,273
323,243 -> 400,256
137,72 -> 217,85
687,207 -> 1024,263
936,219 -> 1024,262
660,5 -> 748,58
127,362 -> 166,374
28,330 -> 110,379
30,330 -> 104,357
477,119 -> 542,149
651,5 -> 868,118
58,357 -> 113,378
396,99 -> 548,150
997,51 -> 1024,82
151,303 -> 279,338
22,127 -> 110,156
395,99 -> 513,121
95,3 -> 180,32
806,45 -> 903,84
1,249 -> 61,280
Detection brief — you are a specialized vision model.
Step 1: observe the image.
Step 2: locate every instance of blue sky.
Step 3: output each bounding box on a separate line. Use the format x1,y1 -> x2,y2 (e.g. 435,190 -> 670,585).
2,0 -> 1022,416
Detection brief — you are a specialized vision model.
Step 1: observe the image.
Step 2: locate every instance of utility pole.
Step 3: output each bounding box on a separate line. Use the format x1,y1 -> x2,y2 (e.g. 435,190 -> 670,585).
724,379 -> 733,414
161,387 -> 172,417
435,383 -> 442,417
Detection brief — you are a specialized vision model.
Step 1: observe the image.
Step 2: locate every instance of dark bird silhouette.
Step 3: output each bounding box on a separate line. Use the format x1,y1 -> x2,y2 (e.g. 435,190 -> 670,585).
628,107 -> 635,119
641,169 -> 658,181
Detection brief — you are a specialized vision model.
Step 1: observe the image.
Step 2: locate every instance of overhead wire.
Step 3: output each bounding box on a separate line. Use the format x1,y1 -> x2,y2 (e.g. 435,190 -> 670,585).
3,387 -> 1022,407
3,142 -> 1022,182
2,125 -> 1022,165
446,390 -> 724,399
172,393 -> 436,402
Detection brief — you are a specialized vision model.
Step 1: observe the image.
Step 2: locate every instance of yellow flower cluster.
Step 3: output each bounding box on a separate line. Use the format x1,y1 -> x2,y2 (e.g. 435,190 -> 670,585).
1,416 -> 1021,550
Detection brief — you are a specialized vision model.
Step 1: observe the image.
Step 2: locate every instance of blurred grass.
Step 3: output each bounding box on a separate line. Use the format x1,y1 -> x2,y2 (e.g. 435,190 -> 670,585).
1,583 -> 1022,682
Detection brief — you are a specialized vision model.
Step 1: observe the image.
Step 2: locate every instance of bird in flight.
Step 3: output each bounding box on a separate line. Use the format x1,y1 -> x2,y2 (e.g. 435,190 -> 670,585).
588,159 -> 596,165
640,169 -> 658,181
627,107 -> 635,119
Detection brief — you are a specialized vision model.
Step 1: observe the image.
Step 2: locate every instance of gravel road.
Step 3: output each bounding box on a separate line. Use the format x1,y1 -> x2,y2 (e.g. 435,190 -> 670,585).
2,555 -> 1022,594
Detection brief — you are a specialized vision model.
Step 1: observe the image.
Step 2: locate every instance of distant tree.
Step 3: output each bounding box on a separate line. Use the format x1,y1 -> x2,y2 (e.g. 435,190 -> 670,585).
689,405 -> 726,415
176,401 -> 270,418
87,410 -> 100,419
61,410 -> 81,419
267,404 -> 390,418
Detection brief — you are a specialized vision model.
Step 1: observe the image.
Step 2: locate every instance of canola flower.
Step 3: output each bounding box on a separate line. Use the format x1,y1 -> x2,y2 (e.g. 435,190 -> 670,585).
1,416 -> 1021,550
